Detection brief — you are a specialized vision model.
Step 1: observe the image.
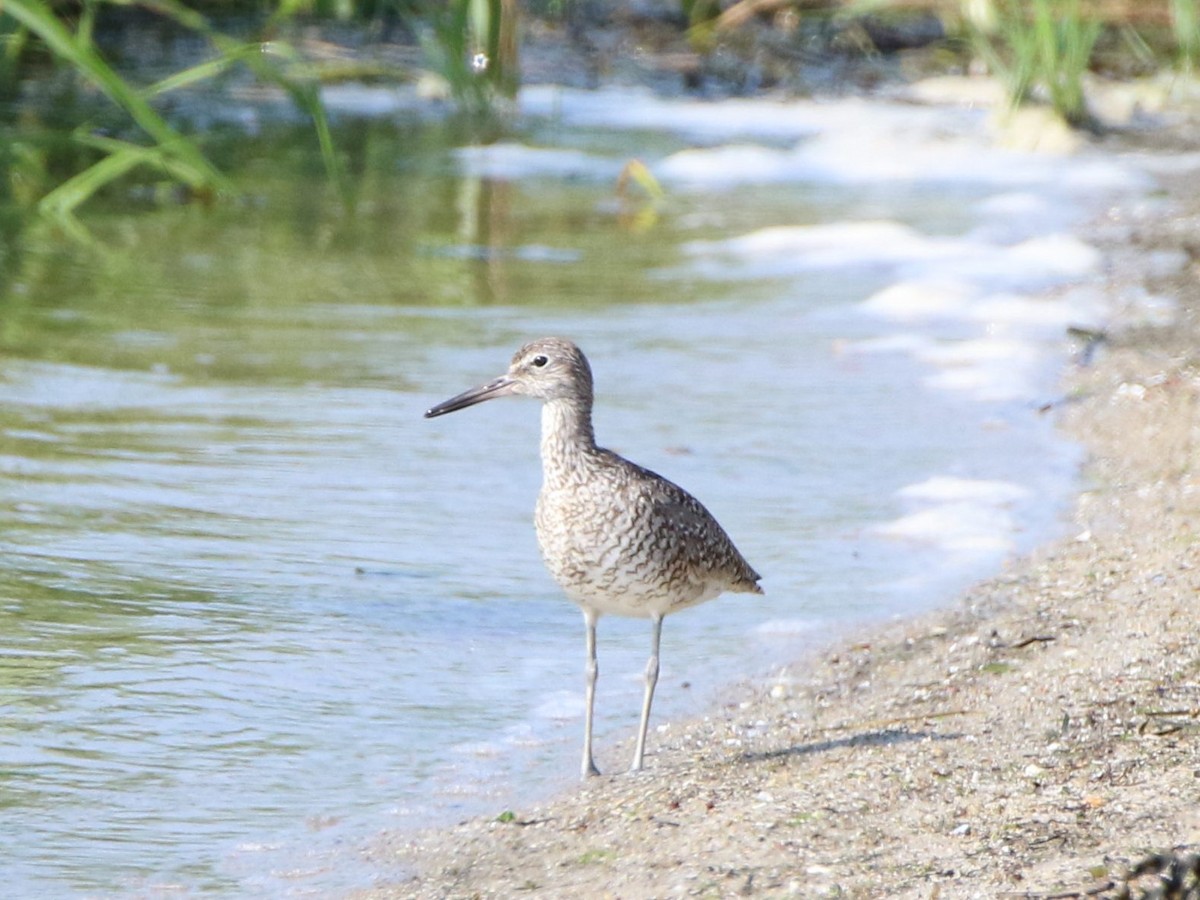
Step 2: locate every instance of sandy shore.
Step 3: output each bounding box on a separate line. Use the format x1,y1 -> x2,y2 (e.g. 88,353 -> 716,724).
357,117 -> 1200,899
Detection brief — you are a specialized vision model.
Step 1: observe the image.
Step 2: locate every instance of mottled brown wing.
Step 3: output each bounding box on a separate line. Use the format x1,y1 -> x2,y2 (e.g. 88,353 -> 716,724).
644,478 -> 763,594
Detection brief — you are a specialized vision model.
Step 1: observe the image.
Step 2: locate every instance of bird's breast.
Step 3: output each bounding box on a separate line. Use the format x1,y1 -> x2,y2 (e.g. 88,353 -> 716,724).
534,482 -> 719,616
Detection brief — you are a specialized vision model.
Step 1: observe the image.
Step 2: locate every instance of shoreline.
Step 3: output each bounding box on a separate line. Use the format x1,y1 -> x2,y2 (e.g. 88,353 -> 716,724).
356,123 -> 1200,898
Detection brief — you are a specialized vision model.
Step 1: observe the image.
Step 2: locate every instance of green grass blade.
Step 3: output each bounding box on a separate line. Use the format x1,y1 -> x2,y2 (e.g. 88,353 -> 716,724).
144,44 -> 255,97
237,39 -> 354,210
37,133 -> 225,242
38,146 -> 149,217
72,132 -> 223,189
131,0 -> 353,208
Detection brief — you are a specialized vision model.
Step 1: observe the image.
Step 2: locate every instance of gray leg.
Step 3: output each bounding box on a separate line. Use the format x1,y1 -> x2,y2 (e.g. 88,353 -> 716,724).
631,613 -> 663,772
581,608 -> 601,778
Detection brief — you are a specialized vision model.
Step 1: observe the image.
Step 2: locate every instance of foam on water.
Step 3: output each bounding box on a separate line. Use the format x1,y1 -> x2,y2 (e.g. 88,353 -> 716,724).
679,224 -> 1103,291
861,281 -> 1107,336
874,476 -> 1037,562
897,475 -> 1032,504
515,88 -> 1143,193
518,84 -> 838,141
874,503 -> 1018,556
532,691 -> 585,721
453,143 -> 622,181
859,280 -> 980,320
972,191 -> 1086,240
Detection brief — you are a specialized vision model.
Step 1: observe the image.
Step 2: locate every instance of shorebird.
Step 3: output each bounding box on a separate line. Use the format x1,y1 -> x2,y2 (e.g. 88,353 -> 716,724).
425,337 -> 762,777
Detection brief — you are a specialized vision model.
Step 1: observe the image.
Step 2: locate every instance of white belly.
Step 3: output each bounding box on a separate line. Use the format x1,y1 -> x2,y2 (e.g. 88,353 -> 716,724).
534,487 -> 719,618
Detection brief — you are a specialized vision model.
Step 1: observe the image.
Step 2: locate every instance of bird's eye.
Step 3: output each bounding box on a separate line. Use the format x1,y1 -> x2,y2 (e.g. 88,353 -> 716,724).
531,355 -> 549,368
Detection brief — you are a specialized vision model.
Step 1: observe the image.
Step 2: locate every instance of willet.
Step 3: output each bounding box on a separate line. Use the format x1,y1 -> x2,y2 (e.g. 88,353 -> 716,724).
425,337 -> 762,777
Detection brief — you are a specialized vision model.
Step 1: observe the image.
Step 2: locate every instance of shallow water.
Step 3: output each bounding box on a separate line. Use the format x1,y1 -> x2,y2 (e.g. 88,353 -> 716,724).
0,88 -> 1147,896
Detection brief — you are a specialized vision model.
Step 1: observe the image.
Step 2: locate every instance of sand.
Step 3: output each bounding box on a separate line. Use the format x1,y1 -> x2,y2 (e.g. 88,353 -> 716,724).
355,115 -> 1200,900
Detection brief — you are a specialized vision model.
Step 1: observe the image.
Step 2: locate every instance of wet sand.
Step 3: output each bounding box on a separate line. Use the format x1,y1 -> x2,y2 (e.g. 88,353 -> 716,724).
357,108 -> 1200,899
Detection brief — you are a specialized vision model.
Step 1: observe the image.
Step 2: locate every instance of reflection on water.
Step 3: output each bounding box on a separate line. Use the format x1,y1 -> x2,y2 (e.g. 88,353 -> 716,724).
0,100 -> 1113,896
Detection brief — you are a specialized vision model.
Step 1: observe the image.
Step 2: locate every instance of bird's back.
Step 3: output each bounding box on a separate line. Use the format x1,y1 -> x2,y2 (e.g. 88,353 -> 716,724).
535,447 -> 762,618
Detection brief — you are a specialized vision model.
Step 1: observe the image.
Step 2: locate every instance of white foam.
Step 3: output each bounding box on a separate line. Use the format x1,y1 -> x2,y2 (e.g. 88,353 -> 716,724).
918,337 -> 1041,401
971,191 -> 1085,241
519,85 -> 834,141
915,337 -> 1036,367
862,281 -> 1105,335
785,128 -> 1023,186
896,476 -> 1031,505
525,88 -> 1142,194
968,293 -> 1091,331
860,280 -> 979,320
503,723 -> 551,748
1006,234 -> 1103,278
753,618 -> 819,637
905,233 -> 1101,290
925,366 -> 1027,399
453,143 -> 620,181
657,144 -> 804,185
976,191 -> 1054,218
873,473 -> 1036,559
681,220 -> 973,279
873,503 -> 1018,556
315,84 -> 1147,202
602,96 -> 991,185
796,127 -> 1145,193
838,285 -> 1078,401
681,221 -> 1101,293
531,690 -> 583,721
318,83 -> 410,116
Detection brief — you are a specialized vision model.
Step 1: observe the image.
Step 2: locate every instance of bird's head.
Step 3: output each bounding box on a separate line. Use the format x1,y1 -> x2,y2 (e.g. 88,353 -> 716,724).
424,337 -> 594,418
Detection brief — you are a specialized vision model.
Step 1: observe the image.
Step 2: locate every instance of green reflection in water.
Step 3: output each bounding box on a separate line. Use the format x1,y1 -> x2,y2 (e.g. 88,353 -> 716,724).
1,117 -> 742,386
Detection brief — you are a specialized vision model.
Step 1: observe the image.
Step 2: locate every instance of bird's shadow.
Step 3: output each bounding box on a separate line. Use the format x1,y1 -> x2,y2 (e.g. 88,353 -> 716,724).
740,727 -> 961,764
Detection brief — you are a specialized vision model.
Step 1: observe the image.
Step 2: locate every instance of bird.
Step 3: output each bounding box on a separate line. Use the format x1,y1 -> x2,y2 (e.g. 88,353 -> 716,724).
424,337 -> 762,778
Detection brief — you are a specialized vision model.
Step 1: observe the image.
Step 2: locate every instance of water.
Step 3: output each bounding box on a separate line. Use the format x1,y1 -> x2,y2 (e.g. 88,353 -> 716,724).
0,87 -> 1148,896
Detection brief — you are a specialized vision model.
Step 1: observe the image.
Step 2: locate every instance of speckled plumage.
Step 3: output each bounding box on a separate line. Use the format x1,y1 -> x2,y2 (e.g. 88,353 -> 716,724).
425,337 -> 762,777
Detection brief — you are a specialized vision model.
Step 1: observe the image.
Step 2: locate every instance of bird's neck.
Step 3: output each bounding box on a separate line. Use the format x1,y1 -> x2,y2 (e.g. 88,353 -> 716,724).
540,397 -> 598,484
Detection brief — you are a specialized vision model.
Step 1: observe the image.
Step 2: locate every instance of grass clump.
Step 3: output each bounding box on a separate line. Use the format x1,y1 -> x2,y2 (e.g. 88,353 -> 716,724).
968,0 -> 1102,128
1,0 -> 355,240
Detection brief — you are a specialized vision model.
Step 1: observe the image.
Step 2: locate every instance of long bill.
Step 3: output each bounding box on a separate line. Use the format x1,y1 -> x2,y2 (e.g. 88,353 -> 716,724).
424,375 -> 517,418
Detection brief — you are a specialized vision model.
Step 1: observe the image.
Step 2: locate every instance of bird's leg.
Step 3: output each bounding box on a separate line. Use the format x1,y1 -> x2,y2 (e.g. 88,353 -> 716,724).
631,613 -> 663,772
581,608 -> 601,778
